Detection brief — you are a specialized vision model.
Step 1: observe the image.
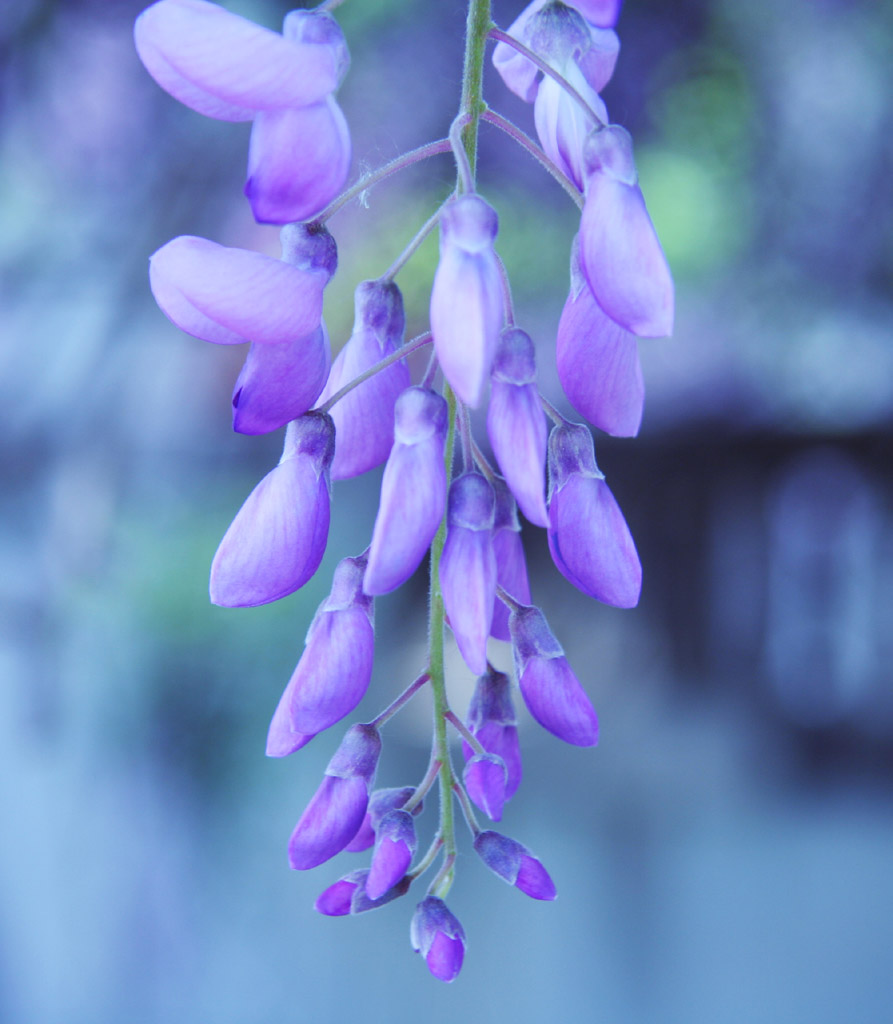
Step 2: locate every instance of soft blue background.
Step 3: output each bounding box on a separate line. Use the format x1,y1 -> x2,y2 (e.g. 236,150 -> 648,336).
2,1 -> 892,1021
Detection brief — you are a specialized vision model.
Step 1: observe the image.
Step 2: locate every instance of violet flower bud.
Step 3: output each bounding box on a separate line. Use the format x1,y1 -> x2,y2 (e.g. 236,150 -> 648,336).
429,195 -> 503,408
366,809 -> 417,900
547,420 -> 641,607
463,753 -> 508,822
148,235 -> 328,347
473,830 -> 557,900
509,602 -> 599,746
134,0 -> 339,121
210,413 -> 333,607
490,479 -> 532,643
319,280 -> 410,480
268,555 -> 375,746
364,387 -> 448,595
410,897 -> 466,984
441,472 -> 497,676
266,685 -> 316,759
344,784 -> 420,853
288,723 -> 381,870
315,869 -> 410,916
579,124 -> 674,337
462,667 -> 522,801
556,235 -> 644,437
486,329 -> 549,527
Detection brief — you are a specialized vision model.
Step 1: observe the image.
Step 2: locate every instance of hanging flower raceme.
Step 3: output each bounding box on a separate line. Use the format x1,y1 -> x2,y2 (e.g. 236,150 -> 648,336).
135,0 -> 351,223
429,195 -> 504,408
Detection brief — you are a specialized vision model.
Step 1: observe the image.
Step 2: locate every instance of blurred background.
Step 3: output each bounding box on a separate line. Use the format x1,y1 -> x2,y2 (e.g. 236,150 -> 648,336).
2,0 -> 892,1020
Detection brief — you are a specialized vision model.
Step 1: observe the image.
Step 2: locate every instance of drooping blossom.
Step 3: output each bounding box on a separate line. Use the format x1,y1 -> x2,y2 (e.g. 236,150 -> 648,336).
547,419 -> 641,607
462,667 -> 522,801
289,723 -> 381,870
579,124 -> 674,337
210,413 -> 333,608
473,830 -> 557,900
509,601 -> 599,746
490,478 -> 532,642
364,387 -> 448,595
441,472 -> 497,675
556,234 -> 644,437
265,555 -> 374,758
429,195 -> 503,408
366,809 -> 417,899
463,752 -> 508,821
487,328 -> 549,526
318,279 -> 410,480
410,897 -> 466,983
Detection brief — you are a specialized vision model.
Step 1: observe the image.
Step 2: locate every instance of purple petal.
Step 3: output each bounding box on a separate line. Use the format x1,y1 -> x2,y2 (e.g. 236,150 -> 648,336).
426,933 -> 464,984
464,720 -> 523,801
410,898 -> 465,984
288,775 -> 368,870
349,873 -> 411,913
210,415 -> 333,608
516,853 -> 557,900
430,196 -> 503,408
580,126 -> 674,337
491,526 -> 532,642
534,64 -> 607,191
464,753 -> 508,821
366,810 -> 416,900
441,474 -> 497,676
464,668 -> 522,798
557,248 -> 644,437
232,321 -> 331,435
491,0 -> 548,102
266,678 -> 316,757
134,0 -> 338,121
578,27 -> 620,93
364,388 -> 448,596
487,330 -> 549,526
574,0 -> 624,28
319,280 -> 409,480
245,97 -> 351,225
149,235 -> 327,346
315,875 -> 360,916
510,603 -> 599,746
343,814 -> 375,853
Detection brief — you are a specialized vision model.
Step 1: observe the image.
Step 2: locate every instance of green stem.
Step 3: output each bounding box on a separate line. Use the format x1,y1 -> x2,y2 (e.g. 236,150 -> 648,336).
458,0 -> 494,188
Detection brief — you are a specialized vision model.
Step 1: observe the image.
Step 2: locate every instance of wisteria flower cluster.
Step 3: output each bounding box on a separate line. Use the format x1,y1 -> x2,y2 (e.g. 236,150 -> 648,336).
136,0 -> 672,983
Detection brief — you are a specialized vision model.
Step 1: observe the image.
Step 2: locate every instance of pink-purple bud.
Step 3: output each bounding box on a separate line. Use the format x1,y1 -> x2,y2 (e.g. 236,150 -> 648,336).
487,329 -> 549,526
210,413 -> 333,608
288,723 -> 381,870
148,235 -> 328,347
410,897 -> 466,984
473,830 -> 557,900
319,279 -> 410,480
430,195 -> 503,408
462,667 -> 522,801
366,809 -> 417,900
315,868 -> 410,916
580,125 -> 674,338
134,0 -> 339,121
363,387 -> 448,595
547,420 -> 641,607
463,753 -> 508,822
557,236 -> 644,437
441,472 -> 497,675
509,602 -> 599,746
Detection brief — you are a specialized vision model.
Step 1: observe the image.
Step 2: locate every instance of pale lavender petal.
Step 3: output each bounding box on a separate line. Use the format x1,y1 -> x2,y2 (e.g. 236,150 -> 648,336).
534,62 -> 607,191
580,125 -> 674,337
557,241 -> 644,437
288,775 -> 368,870
574,0 -> 623,28
578,27 -> 619,92
134,0 -> 337,121
510,603 -> 599,746
282,9 -> 350,88
547,422 -> 641,607
487,329 -> 549,527
464,753 -> 508,822
232,321 -> 331,435
318,280 -> 409,481
441,473 -> 497,676
430,196 -> 503,408
492,526 -> 532,642
364,388 -> 448,596
149,235 -> 327,346
491,0 -> 549,103
210,414 -> 333,607
366,809 -> 416,900
245,97 -> 351,225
